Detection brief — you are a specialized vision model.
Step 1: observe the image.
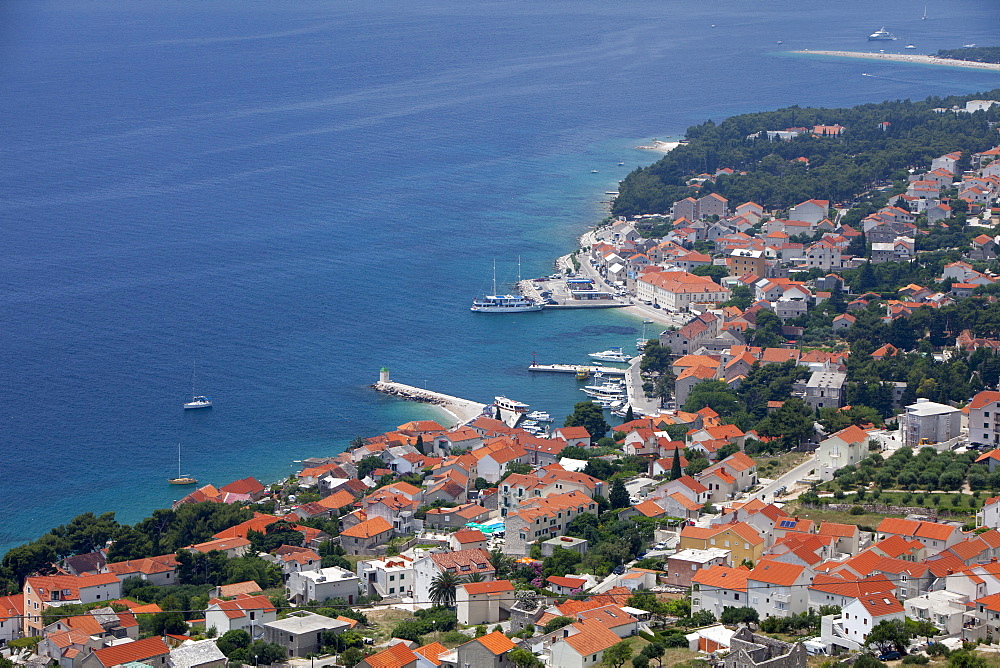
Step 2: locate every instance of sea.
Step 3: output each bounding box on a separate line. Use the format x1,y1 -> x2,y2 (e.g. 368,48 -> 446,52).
2,0 -> 998,555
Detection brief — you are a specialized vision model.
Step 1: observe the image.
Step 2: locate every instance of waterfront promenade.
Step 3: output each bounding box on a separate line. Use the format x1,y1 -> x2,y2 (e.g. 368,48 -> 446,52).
372,380 -> 486,426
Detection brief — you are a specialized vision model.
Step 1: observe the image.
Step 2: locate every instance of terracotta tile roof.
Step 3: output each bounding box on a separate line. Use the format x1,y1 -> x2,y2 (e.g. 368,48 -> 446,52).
363,642 -> 419,668
818,522 -> 858,538
317,490 -> 357,511
634,499 -> 667,517
340,516 -> 393,539
461,580 -> 514,596
452,528 -> 487,544
220,477 -> 265,496
691,565 -> 750,591
414,641 -> 447,666
563,619 -> 622,656
470,631 -> 516,655
857,593 -> 905,617
216,580 -> 263,598
430,548 -> 494,575
90,636 -> 170,667
0,595 -> 24,622
971,391 -> 1000,410
546,576 -> 587,590
207,593 -> 276,619
25,573 -> 120,602
748,561 -> 805,586
188,536 -> 251,553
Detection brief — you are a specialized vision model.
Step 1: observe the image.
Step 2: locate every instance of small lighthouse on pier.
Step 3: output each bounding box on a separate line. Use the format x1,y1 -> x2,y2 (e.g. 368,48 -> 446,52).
379,366 -> 390,383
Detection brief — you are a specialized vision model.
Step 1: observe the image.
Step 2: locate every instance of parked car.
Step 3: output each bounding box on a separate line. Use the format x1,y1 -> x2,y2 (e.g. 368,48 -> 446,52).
878,651 -> 902,661
613,565 -> 625,575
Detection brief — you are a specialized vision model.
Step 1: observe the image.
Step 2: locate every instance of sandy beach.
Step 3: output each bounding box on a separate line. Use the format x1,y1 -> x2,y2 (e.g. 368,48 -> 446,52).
635,139 -> 683,153
793,50 -> 1000,71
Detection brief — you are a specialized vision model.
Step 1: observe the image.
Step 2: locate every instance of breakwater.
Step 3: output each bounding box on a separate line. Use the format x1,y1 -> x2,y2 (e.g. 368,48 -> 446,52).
372,380 -> 487,426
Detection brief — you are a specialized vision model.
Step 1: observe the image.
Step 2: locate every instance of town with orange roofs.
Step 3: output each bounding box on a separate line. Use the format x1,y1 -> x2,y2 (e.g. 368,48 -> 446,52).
7,136 -> 1000,668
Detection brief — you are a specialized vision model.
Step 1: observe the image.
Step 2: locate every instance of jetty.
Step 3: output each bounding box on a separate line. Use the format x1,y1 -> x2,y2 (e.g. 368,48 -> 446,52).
528,363 -> 626,377
372,368 -> 486,426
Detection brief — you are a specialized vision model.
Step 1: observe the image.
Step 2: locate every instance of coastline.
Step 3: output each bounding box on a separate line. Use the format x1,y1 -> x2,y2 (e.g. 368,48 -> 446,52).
792,50 -> 1000,71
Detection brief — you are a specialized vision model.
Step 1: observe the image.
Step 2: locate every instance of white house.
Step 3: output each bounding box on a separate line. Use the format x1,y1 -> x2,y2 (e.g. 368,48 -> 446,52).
746,562 -> 811,619
548,619 -> 624,668
691,565 -> 750,618
789,199 -> 829,225
816,425 -> 870,481
822,594 -> 904,653
979,496 -> 1000,530
285,566 -> 361,606
969,391 -> 1000,448
904,590 -> 969,636
412,549 -> 495,606
0,595 -> 23,644
204,593 -> 277,637
355,554 -> 414,599
455,580 -> 513,626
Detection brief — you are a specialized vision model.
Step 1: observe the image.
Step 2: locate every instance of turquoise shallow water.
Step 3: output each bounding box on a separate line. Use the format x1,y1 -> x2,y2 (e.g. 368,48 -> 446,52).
1,0 -> 998,554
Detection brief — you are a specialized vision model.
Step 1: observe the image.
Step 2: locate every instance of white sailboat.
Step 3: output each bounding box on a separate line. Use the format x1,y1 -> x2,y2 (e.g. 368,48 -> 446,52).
183,362 -> 212,409
922,5 -> 927,20
168,442 -> 197,485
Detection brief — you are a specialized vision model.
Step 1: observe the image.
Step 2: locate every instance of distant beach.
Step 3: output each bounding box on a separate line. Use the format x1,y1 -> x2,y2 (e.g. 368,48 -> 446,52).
635,140 -> 683,153
793,50 -> 1000,71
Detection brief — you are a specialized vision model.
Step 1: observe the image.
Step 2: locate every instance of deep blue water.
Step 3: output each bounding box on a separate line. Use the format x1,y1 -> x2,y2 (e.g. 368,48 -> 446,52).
2,0 -> 998,554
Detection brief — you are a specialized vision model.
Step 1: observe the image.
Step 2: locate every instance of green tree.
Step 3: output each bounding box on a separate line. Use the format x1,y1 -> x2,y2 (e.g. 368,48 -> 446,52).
245,641 -> 287,666
216,629 -> 251,657
946,650 -> 989,668
340,647 -> 364,668
640,643 -> 665,668
602,640 -> 634,668
719,606 -> 759,624
864,619 -> 911,656
609,479 -> 630,509
356,455 -> 386,480
509,648 -> 542,668
670,449 -> 682,480
543,616 -> 576,634
428,570 -> 461,607
564,402 -> 610,439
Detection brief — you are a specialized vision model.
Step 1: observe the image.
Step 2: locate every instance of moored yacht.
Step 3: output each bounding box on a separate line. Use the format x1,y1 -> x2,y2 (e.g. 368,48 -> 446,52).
868,27 -> 897,41
472,259 -> 543,313
588,347 -> 633,363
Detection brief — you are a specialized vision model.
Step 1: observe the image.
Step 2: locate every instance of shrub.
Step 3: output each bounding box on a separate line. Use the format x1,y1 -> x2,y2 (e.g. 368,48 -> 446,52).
901,656 -> 929,665
850,506 -> 865,515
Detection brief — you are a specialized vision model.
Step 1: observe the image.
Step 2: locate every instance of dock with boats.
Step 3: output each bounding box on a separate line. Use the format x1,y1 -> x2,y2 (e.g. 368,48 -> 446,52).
527,363 -> 626,376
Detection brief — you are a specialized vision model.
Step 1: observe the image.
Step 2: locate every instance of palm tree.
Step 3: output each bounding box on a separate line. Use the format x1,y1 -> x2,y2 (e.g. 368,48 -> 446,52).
464,572 -> 487,583
429,570 -> 461,607
490,547 -> 514,580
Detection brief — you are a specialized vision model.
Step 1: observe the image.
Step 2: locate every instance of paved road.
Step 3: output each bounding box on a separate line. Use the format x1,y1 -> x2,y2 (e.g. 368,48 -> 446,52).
625,356 -> 662,416
754,453 -> 819,503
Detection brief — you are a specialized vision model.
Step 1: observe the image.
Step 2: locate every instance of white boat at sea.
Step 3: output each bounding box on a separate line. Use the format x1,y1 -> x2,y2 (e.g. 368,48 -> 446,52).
526,410 -> 553,422
868,27 -> 897,41
905,44 -> 916,49
588,347 -> 633,363
471,259 -> 543,313
183,362 -> 212,410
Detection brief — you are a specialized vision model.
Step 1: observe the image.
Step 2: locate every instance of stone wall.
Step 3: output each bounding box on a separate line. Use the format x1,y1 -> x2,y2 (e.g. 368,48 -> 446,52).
723,628 -> 806,668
